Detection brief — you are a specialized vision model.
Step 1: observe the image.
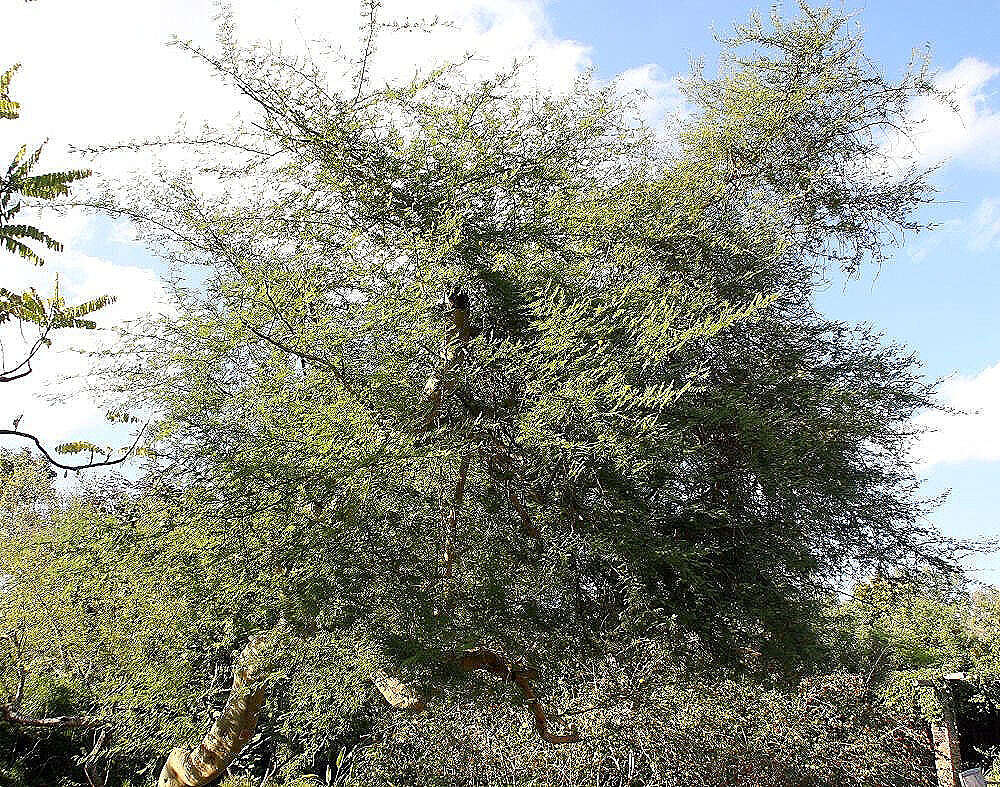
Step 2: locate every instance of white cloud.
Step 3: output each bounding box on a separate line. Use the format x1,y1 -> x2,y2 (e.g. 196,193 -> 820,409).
0,0 -> 677,460
903,196 -> 1000,261
899,57 -> 1000,170
969,197 -> 1000,251
1,249 -> 169,449
614,63 -> 686,132
0,0 -> 593,159
915,362 -> 1000,467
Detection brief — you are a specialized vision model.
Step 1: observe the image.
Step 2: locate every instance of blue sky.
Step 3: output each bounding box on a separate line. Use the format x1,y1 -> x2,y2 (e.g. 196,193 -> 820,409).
4,0 -> 1000,578
548,1 -> 1000,82
547,1 -> 1000,579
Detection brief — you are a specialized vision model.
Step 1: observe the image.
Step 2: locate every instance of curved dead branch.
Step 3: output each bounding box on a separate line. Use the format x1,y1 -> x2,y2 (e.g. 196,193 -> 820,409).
0,422 -> 147,472
372,651 -> 579,745
458,649 -> 580,744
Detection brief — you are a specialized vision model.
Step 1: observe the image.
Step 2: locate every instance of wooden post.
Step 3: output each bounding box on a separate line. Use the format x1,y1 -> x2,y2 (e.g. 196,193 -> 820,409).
920,678 -> 962,787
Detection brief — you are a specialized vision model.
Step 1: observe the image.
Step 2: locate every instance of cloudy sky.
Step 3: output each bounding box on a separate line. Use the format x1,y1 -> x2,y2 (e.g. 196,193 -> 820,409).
4,0 -> 1000,575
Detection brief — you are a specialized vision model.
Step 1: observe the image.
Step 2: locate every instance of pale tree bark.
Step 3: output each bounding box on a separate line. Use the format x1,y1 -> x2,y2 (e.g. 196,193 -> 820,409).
1,664 -> 103,729
423,290 -> 476,616
422,289 -> 473,433
0,706 -> 103,728
157,632 -> 274,787
373,648 -> 581,744
373,668 -> 426,712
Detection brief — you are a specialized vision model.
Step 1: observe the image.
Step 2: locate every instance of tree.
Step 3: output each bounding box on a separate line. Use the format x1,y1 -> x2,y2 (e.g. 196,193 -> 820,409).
0,62 -> 143,470
822,577 -> 1000,778
0,450 -> 212,786
22,2 -> 959,782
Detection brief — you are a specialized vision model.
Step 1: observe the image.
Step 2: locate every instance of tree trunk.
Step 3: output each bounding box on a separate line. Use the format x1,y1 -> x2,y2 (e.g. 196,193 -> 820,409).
422,289 -> 472,432
157,633 -> 273,787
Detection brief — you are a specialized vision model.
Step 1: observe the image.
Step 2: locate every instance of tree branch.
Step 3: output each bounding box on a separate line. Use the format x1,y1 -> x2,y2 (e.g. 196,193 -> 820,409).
0,703 -> 103,729
0,331 -> 49,384
457,649 -> 580,744
240,319 -> 342,377
0,422 -> 147,472
509,486 -> 543,548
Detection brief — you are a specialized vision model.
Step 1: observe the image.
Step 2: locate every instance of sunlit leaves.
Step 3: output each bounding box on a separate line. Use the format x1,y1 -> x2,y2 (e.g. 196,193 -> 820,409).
0,63 -> 20,120
0,64 -> 92,267
53,441 -> 108,456
0,283 -> 115,333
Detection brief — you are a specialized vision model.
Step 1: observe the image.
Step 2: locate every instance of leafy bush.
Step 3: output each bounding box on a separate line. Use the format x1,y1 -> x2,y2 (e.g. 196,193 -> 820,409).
337,673 -> 932,787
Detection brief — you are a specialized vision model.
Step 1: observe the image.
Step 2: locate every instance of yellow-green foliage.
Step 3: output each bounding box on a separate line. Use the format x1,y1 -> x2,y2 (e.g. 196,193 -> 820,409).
0,63 -> 90,265
0,453 -> 204,760
0,63 -> 112,374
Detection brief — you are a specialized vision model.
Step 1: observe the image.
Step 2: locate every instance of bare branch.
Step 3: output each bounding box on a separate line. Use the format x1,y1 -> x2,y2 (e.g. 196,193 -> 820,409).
0,700 -> 103,729
0,422 -> 147,472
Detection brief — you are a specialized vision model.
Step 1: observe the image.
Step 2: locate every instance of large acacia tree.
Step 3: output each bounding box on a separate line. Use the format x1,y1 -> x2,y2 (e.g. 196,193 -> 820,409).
31,2 -> 958,783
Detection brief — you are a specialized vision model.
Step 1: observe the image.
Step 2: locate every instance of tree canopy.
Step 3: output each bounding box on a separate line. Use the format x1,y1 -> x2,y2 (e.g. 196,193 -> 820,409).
0,3 -> 980,785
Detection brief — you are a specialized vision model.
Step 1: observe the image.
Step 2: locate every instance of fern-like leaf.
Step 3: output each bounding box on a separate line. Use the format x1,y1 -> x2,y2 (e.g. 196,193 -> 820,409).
11,143 -> 45,180
54,441 -> 108,456
0,64 -> 91,267
0,64 -> 20,119
56,293 -> 117,320
17,169 -> 92,199
1,223 -> 63,252
0,234 -> 45,265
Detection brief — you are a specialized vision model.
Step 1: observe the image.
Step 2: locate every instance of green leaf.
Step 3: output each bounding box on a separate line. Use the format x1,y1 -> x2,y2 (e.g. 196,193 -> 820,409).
53,441 -> 108,456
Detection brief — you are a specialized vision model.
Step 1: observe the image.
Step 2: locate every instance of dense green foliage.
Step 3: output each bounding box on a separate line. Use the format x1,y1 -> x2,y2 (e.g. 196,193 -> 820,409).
0,457 -> 959,785
0,3 -> 989,785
